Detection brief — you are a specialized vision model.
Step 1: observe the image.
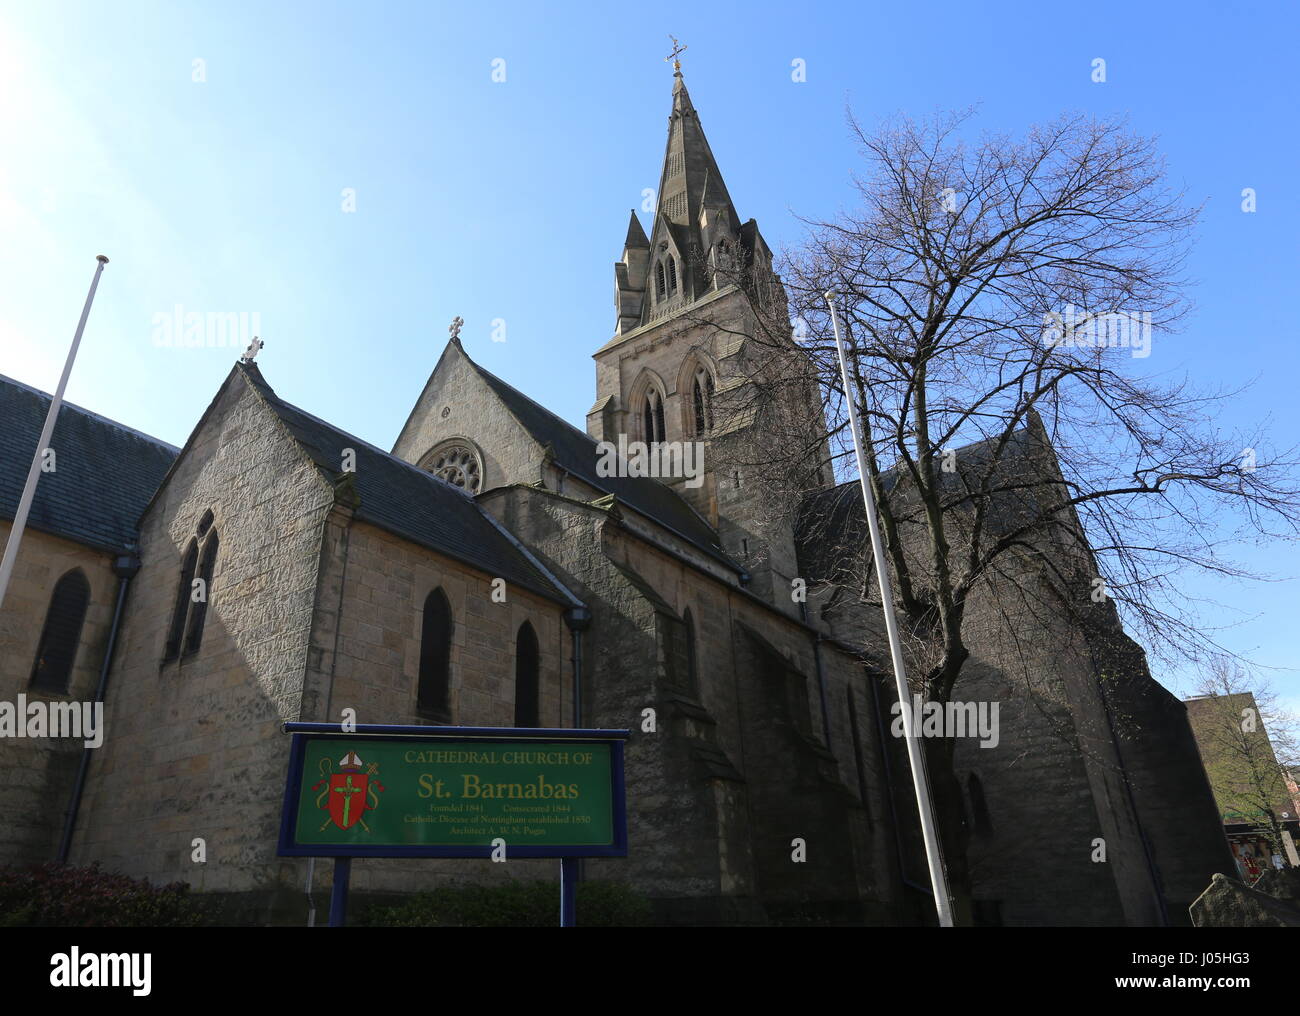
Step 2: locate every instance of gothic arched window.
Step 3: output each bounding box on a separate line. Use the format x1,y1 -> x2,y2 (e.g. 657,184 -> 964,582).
692,366 -> 715,437
514,621 -> 540,727
667,256 -> 678,294
165,511 -> 218,662
182,529 -> 219,656
642,388 -> 666,444
164,541 -> 198,661
655,260 -> 667,298
418,588 -> 453,721
29,568 -> 91,694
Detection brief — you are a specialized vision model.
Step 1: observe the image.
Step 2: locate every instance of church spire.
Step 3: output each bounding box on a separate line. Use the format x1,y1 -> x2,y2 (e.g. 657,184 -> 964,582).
652,69 -> 738,237
624,208 -> 650,250
610,52 -> 766,336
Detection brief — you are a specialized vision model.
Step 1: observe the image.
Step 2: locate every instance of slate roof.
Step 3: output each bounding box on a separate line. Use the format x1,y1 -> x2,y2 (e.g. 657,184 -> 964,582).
0,374 -> 178,553
459,352 -> 737,572
237,364 -> 570,605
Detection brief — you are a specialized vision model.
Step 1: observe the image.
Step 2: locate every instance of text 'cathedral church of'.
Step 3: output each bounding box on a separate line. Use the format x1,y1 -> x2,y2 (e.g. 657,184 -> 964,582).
0,67 -> 1233,925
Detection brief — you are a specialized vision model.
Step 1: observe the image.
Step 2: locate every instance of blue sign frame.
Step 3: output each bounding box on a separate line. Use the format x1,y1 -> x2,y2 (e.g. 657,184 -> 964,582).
276,723 -> 629,860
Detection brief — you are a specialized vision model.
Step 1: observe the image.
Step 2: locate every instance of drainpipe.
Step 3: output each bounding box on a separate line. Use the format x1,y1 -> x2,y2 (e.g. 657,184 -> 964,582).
563,605 -> 592,887
57,545 -> 141,863
564,607 -> 592,728
799,602 -> 833,749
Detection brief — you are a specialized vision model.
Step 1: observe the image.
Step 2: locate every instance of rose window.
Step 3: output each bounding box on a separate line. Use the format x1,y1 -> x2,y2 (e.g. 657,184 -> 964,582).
428,445 -> 482,493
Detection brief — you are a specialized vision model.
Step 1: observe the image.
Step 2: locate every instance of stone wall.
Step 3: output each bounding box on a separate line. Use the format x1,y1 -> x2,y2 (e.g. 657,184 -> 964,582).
1088,630 -> 1237,924
950,576 -> 1141,925
804,443 -> 1233,925
68,373 -> 335,904
589,287 -> 809,619
481,483 -> 904,923
391,340 -> 544,489
0,523 -> 118,866
297,514 -> 572,899
57,371 -> 580,918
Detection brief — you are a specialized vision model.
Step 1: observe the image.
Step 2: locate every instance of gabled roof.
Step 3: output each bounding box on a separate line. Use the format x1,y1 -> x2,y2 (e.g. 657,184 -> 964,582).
457,349 -> 737,572
0,374 -> 178,554
235,363 -> 572,605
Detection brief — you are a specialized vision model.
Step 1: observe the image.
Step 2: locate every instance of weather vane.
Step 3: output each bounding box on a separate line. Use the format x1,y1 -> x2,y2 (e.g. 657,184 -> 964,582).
449,316 -> 464,341
665,35 -> 687,74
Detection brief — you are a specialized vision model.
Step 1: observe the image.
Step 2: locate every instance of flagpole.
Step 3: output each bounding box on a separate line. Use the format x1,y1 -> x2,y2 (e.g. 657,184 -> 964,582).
0,255 -> 110,613
824,291 -> 954,927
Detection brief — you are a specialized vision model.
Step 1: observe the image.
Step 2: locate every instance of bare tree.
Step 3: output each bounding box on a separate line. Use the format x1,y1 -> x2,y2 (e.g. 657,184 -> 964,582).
1189,661 -> 1300,874
689,108 -> 1300,923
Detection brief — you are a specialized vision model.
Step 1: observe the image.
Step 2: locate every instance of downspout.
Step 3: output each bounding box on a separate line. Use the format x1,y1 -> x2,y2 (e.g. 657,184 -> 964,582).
564,601 -> 593,886
565,607 -> 592,727
799,602 -> 833,749
57,546 -> 141,863
311,487 -> 356,926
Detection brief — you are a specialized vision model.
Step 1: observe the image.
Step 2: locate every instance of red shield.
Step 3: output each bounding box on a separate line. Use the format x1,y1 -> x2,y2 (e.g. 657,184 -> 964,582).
326,773 -> 370,830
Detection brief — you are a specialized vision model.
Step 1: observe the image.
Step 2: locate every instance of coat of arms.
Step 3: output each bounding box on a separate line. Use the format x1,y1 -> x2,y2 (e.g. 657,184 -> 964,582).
312,750 -> 386,832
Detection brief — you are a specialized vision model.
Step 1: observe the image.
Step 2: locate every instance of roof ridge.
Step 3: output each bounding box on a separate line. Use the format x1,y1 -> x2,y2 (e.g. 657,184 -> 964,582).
466,350 -> 738,559
0,373 -> 181,452
232,364 -> 567,604
816,420 -> 1039,495
237,364 -> 475,500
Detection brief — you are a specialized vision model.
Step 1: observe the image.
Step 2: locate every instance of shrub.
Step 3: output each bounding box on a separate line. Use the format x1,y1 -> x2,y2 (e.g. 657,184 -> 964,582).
0,862 -> 206,927
360,879 -> 652,927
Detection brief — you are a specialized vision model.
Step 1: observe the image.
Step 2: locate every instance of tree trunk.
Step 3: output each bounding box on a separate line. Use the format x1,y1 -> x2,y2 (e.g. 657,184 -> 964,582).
924,737 -> 975,926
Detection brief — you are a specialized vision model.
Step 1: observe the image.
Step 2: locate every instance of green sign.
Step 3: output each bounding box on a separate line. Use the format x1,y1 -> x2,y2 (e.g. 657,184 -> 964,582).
277,731 -> 627,858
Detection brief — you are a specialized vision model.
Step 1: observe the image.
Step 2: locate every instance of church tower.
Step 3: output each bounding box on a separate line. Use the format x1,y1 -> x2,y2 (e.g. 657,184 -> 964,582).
587,61 -> 828,612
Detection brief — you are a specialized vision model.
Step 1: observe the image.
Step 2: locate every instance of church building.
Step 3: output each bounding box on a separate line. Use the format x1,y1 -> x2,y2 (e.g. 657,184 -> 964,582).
0,69 -> 1234,925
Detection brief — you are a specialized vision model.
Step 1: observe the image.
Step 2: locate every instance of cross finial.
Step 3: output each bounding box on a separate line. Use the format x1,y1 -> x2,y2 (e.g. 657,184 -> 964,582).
240,336 -> 263,363
665,35 -> 687,74
448,316 -> 464,342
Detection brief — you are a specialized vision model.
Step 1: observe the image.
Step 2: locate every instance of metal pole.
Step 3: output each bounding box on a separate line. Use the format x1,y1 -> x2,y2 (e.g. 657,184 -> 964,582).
328,856 -> 351,927
0,255 -> 109,612
824,291 -> 954,927
560,856 -> 578,927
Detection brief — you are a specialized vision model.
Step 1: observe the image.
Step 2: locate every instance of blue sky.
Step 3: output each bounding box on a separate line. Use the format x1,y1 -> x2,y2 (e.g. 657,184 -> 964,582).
1,0 -> 1296,700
